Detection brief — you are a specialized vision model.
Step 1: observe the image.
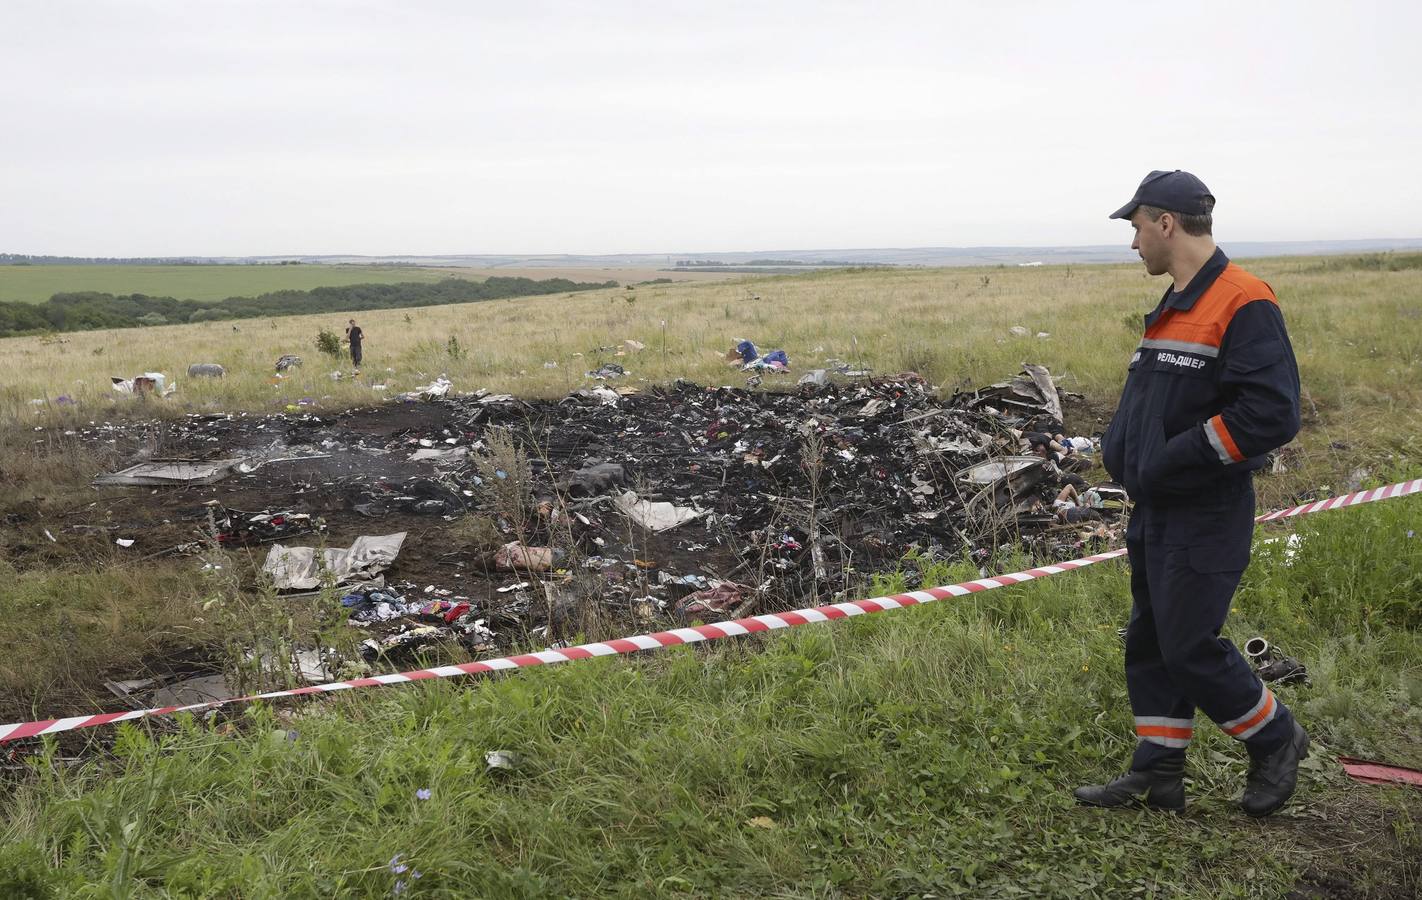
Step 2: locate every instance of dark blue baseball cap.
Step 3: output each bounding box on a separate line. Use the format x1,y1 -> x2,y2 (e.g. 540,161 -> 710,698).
1109,170 -> 1214,220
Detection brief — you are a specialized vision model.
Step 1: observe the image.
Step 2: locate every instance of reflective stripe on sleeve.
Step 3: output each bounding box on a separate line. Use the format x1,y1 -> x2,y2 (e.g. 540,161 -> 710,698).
1204,415 -> 1246,463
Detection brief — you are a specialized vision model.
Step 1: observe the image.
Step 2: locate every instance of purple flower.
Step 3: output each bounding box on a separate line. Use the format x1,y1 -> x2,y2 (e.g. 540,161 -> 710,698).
1409,530 -> 1415,539
415,788 -> 432,801
394,879 -> 408,895
388,854 -> 408,875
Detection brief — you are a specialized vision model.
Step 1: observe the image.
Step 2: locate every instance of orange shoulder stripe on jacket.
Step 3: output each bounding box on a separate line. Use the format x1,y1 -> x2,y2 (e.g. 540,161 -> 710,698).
1215,264 -> 1279,306
1145,316 -> 1225,346
1144,263 -> 1278,345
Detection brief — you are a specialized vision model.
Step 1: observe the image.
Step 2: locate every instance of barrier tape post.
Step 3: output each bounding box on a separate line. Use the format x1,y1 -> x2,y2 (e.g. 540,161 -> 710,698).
3,477 -> 1418,744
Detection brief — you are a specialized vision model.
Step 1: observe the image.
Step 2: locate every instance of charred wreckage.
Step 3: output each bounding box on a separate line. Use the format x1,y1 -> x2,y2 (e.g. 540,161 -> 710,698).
80,365 -> 1136,704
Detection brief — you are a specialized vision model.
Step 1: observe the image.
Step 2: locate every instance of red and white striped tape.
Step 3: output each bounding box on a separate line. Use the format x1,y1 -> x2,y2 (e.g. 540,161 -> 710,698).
3,477 -> 1417,744
1255,478 -> 1421,520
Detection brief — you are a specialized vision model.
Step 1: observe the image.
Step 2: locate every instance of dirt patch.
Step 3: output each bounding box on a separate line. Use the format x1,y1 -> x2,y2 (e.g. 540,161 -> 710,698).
1280,786 -> 1422,898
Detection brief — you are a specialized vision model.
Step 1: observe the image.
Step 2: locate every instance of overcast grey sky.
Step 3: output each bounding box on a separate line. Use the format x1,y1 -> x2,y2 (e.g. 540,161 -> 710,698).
2,0 -> 1419,256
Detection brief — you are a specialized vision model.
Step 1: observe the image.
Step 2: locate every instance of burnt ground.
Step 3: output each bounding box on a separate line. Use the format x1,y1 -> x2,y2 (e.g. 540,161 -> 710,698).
8,373 -> 1123,604
4,373 -> 1128,705
9,401 -> 513,592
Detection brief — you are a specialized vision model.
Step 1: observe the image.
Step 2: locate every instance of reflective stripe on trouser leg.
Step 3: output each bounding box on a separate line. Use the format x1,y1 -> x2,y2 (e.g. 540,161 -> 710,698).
1221,685 -> 1278,740
1134,716 -> 1194,749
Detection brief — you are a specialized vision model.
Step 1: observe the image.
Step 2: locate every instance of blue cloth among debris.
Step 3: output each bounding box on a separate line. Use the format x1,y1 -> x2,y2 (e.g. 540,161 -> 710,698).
736,340 -> 790,370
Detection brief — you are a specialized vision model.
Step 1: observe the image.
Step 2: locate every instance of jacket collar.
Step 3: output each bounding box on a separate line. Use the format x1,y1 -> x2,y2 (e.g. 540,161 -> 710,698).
1144,247 -> 1229,327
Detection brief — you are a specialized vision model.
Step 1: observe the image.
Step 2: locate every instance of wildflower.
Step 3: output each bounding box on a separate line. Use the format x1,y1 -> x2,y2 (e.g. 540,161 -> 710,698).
394,879 -> 408,895
416,788 -> 432,801
389,854 -> 409,875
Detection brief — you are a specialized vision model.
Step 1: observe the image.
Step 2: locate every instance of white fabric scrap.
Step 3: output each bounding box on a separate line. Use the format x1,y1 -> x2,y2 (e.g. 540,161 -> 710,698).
615,491 -> 706,532
408,446 -> 470,463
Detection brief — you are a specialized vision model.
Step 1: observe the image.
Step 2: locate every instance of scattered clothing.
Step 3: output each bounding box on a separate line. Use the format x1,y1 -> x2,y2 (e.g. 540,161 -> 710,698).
733,340 -> 790,371
674,583 -> 751,620
493,542 -> 556,572
587,363 -> 626,380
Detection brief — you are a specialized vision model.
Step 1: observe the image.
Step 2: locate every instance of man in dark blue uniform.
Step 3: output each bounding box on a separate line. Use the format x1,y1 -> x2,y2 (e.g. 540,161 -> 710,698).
1075,171 -> 1310,817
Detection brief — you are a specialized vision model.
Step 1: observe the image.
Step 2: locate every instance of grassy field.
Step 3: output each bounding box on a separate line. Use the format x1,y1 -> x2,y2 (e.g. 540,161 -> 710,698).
2,255 -> 1420,896
0,264 -> 730,305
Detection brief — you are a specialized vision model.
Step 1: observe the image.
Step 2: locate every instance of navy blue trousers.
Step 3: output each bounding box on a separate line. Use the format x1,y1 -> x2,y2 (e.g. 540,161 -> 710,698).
1124,483 -> 1295,770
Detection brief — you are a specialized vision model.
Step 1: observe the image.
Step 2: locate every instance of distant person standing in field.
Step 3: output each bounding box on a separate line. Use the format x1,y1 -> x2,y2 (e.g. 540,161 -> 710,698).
345,319 -> 364,370
1076,170 -> 1308,817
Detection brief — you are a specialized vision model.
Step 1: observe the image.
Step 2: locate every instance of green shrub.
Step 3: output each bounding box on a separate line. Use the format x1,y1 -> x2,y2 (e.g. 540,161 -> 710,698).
314,329 -> 342,359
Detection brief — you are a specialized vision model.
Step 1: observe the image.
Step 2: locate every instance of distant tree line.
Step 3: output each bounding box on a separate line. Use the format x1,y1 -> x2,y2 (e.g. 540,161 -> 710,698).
0,276 -> 616,338
673,258 -> 887,268
0,254 -> 222,265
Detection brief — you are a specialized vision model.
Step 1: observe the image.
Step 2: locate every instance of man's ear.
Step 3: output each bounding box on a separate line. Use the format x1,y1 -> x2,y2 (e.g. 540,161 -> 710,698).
1157,211 -> 1176,238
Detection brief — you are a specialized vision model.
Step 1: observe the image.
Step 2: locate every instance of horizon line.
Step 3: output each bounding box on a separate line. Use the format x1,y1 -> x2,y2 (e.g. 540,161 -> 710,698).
4,237 -> 1422,261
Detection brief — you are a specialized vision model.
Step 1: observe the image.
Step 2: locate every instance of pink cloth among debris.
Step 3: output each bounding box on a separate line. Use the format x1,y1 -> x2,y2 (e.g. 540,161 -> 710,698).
674,583 -> 750,620
493,542 -> 554,572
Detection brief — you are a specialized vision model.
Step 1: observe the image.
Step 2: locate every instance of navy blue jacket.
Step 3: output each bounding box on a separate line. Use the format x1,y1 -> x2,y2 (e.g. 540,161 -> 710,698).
1101,249 -> 1301,505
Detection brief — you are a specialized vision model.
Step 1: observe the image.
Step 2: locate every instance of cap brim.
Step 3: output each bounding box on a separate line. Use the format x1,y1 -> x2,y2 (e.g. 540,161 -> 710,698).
1108,199 -> 1139,220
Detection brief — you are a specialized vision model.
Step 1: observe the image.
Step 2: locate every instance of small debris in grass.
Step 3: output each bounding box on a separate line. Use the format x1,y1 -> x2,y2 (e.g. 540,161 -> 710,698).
485,750 -> 521,771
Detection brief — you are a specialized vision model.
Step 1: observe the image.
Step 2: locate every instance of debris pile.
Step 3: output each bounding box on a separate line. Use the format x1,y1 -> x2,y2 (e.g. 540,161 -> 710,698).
72,365 -> 1124,679
211,505 -> 321,546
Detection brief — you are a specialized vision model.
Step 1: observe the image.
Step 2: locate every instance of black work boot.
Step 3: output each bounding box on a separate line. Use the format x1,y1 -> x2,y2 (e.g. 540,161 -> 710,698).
1074,758 -> 1185,811
1240,721 -> 1310,817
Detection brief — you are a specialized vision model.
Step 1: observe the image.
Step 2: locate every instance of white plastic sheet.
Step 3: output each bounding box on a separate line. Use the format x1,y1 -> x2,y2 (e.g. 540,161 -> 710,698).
263,532 -> 407,591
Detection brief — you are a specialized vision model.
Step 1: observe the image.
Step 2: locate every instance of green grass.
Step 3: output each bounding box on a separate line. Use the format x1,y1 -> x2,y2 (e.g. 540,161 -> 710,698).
2,496 -> 1420,897
0,265 -> 479,304
0,561 -> 215,724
